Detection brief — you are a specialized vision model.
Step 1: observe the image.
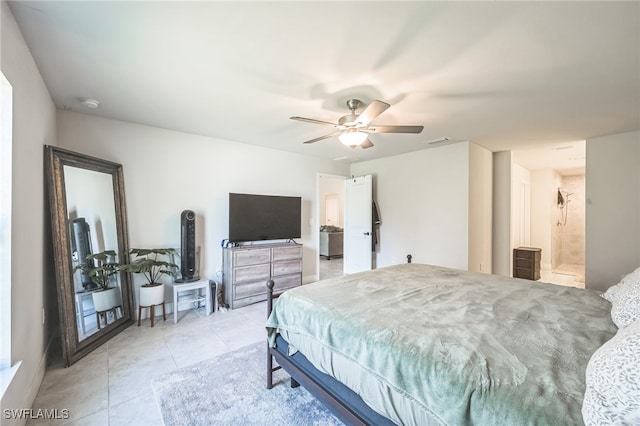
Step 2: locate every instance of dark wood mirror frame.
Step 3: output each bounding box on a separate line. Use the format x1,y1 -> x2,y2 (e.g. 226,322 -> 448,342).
45,146 -> 134,366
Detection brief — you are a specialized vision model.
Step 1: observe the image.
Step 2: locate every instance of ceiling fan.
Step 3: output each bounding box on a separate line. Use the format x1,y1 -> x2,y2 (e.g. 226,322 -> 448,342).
290,99 -> 424,149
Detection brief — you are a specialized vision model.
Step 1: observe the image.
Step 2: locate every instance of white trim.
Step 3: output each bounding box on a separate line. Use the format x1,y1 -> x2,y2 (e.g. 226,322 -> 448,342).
0,71 -> 15,398
0,361 -> 21,399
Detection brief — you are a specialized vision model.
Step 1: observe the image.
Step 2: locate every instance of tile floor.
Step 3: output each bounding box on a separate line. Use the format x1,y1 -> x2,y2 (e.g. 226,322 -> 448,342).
540,264 -> 586,289
319,256 -> 344,281
28,301 -> 269,426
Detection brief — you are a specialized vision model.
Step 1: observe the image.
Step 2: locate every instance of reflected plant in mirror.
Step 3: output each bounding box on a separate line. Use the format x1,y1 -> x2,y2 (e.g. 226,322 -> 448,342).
73,250 -> 119,291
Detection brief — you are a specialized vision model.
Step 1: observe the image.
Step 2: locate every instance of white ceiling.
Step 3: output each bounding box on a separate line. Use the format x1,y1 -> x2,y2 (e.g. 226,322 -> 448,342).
8,1 -> 640,168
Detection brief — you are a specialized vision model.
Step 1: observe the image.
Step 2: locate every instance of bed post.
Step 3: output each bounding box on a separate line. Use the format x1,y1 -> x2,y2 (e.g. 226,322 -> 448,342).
266,279 -> 299,390
266,279 -> 276,389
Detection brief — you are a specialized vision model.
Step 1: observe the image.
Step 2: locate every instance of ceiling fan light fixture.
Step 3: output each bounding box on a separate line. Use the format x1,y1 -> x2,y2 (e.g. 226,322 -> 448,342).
339,130 -> 368,147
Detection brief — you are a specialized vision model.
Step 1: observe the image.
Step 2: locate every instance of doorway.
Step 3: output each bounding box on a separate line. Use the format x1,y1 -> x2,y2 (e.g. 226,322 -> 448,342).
552,173 -> 585,285
317,174 -> 345,280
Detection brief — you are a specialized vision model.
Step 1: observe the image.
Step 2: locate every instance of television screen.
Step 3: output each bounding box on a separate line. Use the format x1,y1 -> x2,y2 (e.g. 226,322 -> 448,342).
229,193 -> 302,242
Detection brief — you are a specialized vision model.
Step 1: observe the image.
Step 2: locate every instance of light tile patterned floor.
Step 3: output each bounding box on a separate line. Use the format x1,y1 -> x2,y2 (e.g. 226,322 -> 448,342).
28,301 -> 269,426
319,256 -> 343,280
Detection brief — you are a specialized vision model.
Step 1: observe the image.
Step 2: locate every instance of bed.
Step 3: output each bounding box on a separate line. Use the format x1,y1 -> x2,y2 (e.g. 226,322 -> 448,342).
265,262 -> 620,425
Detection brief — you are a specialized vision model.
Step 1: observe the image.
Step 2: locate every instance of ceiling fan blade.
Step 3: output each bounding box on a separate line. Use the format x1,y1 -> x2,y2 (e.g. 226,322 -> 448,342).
290,116 -> 339,127
361,138 -> 374,149
302,130 -> 344,144
367,125 -> 424,134
355,100 -> 390,126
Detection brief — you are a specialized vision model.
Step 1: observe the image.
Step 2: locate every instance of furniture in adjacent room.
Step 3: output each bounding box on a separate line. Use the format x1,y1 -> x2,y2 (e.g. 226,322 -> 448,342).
319,231 -> 343,259
223,242 -> 302,309
168,278 -> 212,323
513,247 -> 541,280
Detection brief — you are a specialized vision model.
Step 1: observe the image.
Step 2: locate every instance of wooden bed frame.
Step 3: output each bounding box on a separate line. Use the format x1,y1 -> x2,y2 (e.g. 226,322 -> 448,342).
265,255 -> 413,425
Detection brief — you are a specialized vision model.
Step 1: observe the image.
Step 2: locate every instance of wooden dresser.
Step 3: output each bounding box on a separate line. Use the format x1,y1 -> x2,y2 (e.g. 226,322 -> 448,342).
223,243 -> 302,309
513,247 -> 541,281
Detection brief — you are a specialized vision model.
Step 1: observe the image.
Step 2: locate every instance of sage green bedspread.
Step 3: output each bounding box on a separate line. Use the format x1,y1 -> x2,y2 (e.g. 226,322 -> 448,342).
265,263 -> 617,426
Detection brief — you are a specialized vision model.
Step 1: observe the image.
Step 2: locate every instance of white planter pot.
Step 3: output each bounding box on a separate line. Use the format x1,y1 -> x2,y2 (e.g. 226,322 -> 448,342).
139,283 -> 164,307
92,287 -> 120,312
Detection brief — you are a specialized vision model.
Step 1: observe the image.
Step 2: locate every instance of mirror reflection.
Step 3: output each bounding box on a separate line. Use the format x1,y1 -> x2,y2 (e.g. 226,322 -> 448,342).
45,145 -> 133,367
64,166 -> 123,340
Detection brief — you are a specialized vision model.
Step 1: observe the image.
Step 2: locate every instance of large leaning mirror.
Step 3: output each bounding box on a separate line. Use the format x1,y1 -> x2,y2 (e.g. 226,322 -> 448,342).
45,146 -> 134,366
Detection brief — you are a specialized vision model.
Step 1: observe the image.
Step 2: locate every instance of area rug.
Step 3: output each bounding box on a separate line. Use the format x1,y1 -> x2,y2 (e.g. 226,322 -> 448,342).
151,341 -> 342,426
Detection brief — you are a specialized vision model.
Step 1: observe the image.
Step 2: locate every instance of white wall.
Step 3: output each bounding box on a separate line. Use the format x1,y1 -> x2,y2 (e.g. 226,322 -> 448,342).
530,169 -> 556,271
468,143 -> 493,273
56,111 -> 350,292
351,142 -> 478,270
1,1 -> 58,420
586,130 -> 640,291
511,162 -> 531,250
318,174 -> 345,228
492,151 -> 512,276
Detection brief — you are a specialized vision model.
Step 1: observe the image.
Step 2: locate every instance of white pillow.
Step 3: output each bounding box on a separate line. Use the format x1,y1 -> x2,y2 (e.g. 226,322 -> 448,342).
582,319 -> 640,425
602,266 -> 640,304
611,294 -> 640,329
601,267 -> 640,328
602,284 -> 620,303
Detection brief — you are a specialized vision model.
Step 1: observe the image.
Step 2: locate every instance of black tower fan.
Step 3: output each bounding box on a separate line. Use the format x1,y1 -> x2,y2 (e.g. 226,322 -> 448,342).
177,209 -> 199,282
72,217 -> 95,289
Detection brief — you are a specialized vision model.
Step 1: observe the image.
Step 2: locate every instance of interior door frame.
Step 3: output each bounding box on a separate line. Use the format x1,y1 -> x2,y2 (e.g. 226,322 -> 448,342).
316,173 -> 347,281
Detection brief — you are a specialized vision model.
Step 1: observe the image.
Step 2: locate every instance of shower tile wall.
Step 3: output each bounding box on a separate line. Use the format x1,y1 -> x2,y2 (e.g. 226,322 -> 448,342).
557,174 -> 585,267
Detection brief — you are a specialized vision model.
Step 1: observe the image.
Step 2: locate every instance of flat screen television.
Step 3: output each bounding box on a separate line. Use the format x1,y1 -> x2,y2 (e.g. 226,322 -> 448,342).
228,193 -> 302,243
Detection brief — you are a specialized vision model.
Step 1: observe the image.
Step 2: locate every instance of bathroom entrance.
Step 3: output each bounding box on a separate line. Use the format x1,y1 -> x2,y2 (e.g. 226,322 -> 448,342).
553,174 -> 585,284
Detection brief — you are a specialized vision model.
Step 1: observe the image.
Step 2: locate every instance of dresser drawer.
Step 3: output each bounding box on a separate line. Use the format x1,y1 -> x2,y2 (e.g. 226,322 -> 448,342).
515,268 -> 541,281
514,258 -> 541,270
234,281 -> 268,299
233,248 -> 271,266
514,248 -> 541,261
272,245 -> 302,262
273,274 -> 301,292
233,264 -> 270,284
272,260 -> 302,276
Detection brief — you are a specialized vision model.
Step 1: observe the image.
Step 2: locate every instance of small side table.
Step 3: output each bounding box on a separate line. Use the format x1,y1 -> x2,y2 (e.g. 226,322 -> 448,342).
169,278 -> 211,323
75,291 -> 96,336
513,247 -> 541,280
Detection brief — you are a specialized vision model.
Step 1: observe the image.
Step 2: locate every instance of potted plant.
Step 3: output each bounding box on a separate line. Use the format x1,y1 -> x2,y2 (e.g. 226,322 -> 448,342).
74,250 -> 122,327
120,248 -> 177,325
74,250 -> 120,290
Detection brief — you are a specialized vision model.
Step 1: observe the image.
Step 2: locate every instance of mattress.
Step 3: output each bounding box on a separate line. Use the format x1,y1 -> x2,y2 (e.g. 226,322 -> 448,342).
266,263 -> 617,425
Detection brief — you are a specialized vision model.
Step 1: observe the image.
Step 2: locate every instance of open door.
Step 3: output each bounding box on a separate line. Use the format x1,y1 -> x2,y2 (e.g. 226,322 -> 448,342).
344,175 -> 373,274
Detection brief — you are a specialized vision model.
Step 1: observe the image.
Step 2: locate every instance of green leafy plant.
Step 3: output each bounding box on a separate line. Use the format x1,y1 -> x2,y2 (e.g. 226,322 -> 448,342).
74,250 -> 119,290
120,248 -> 178,287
